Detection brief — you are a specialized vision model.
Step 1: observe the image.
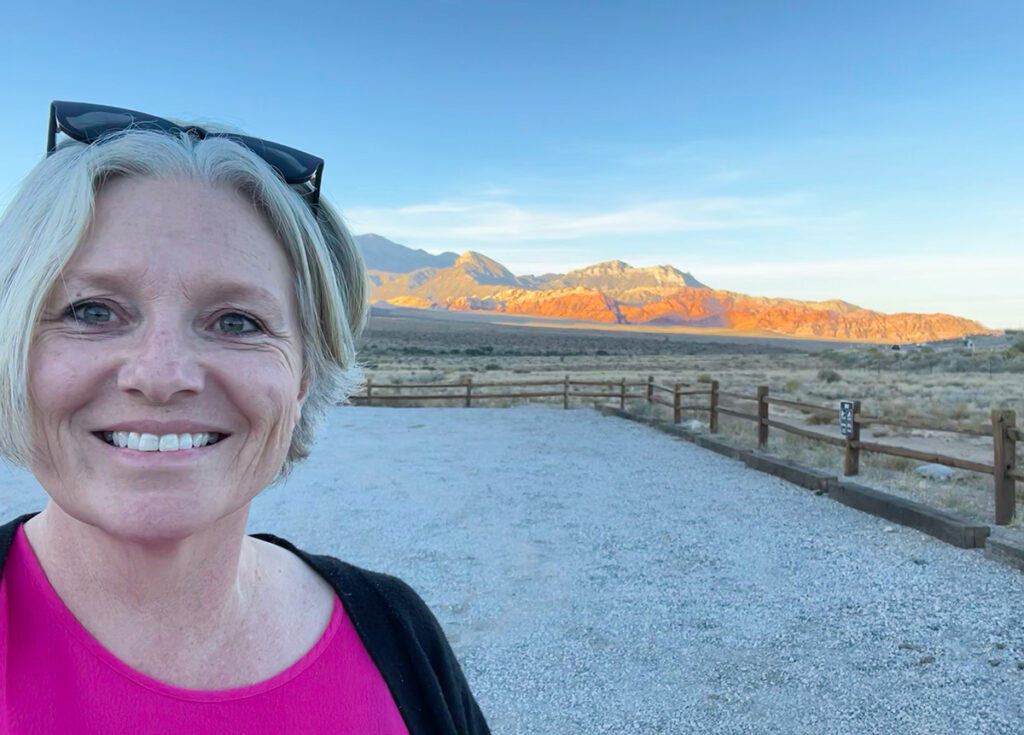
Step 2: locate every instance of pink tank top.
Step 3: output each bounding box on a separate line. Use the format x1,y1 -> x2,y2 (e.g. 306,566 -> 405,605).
0,525 -> 409,734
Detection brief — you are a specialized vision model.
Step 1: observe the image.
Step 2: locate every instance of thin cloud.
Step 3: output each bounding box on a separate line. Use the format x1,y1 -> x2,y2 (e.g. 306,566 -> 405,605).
688,254 -> 1024,281
344,195 -> 804,242
685,254 -> 1024,327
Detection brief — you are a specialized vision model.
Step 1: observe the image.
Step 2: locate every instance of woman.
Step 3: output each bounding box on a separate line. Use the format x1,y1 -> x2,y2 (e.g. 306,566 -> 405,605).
0,102 -> 489,734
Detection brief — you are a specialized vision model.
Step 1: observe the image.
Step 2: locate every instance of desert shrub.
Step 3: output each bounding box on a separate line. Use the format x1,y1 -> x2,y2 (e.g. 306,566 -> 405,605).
885,399 -> 913,418
804,411 -> 835,425
941,355 -> 968,372
817,368 -> 841,383
784,378 -> 801,392
696,373 -> 713,383
484,363 -> 501,371
868,454 -> 917,472
595,349 -> 609,356
1003,356 -> 1024,373
948,402 -> 971,420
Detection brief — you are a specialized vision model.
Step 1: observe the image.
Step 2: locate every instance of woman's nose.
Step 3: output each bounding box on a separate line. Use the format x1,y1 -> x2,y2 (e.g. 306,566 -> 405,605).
116,325 -> 205,403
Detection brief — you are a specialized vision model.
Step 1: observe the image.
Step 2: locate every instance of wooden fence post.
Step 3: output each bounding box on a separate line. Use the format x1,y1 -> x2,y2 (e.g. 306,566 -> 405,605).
709,380 -> 720,434
993,409 -> 1017,525
366,378 -> 373,407
646,375 -> 654,405
464,376 -> 473,407
620,378 -> 626,410
757,385 -> 770,450
844,399 -> 862,476
563,375 -> 570,409
673,383 -> 681,424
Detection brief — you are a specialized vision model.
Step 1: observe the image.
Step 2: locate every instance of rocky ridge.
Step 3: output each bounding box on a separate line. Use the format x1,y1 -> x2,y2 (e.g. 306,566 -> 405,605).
356,235 -> 991,342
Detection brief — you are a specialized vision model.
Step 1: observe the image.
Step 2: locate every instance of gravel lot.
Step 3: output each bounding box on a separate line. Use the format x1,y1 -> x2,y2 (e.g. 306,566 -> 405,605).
3,406 -> 1024,733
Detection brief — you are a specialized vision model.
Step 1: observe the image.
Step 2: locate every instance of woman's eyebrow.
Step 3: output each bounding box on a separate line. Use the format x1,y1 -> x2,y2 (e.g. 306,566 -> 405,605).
185,282 -> 286,312
60,270 -> 285,311
59,269 -> 142,297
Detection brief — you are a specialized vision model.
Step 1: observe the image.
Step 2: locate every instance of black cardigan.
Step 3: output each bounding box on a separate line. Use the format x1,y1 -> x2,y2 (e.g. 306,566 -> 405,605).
0,513 -> 490,735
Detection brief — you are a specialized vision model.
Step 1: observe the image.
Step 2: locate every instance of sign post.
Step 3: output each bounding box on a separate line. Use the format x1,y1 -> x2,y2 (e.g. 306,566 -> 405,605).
839,401 -> 854,437
841,400 -> 861,476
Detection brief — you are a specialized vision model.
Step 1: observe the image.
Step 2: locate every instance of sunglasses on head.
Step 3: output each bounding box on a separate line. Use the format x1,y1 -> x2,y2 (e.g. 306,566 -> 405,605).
47,100 -> 325,209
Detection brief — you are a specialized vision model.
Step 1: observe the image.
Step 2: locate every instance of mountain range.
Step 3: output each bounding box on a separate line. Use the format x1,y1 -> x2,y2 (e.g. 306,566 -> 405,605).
354,234 -> 990,342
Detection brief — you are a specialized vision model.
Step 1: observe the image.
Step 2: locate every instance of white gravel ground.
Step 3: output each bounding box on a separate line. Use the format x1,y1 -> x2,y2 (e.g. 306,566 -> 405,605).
3,406 -> 1024,733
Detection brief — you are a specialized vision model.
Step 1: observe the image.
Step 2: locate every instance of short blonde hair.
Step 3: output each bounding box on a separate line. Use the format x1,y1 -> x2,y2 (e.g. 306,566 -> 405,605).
0,127 -> 366,476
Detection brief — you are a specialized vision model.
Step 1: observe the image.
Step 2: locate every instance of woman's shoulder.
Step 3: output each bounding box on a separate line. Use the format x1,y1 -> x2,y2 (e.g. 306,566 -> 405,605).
250,531 -> 491,735
249,531 -> 438,631
0,513 -> 38,571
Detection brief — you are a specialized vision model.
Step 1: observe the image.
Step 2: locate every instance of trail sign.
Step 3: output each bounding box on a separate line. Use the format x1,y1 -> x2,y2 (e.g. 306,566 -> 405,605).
839,400 -> 855,436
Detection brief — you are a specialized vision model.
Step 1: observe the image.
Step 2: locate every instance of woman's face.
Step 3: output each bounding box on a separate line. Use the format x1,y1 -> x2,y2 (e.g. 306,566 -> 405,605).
28,176 -> 307,542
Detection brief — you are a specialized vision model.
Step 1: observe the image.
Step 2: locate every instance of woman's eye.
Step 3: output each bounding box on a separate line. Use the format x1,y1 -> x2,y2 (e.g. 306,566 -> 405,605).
68,302 -> 114,324
218,312 -> 261,334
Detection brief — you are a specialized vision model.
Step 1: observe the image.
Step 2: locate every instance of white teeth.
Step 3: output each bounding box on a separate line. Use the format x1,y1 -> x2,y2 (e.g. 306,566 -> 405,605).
103,430 -> 221,451
158,434 -> 179,451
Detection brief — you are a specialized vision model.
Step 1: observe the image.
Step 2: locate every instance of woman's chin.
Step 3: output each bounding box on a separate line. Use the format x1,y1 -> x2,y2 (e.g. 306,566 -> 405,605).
51,494 -> 251,548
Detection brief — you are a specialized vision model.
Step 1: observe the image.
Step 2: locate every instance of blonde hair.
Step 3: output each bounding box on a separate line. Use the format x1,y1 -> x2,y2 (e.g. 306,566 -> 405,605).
0,128 -> 366,476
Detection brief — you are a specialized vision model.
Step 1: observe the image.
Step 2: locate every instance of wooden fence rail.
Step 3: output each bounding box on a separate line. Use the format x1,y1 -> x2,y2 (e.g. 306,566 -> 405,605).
766,418 -> 847,447
353,373 -> 1021,526
718,390 -> 758,401
717,406 -> 759,422
466,378 -> 569,388
765,396 -> 834,414
856,414 -> 992,438
855,440 -> 993,475
651,382 -> 683,394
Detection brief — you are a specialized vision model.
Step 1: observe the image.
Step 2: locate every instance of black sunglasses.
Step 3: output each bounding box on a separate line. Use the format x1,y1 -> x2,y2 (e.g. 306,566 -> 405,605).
47,100 -> 325,209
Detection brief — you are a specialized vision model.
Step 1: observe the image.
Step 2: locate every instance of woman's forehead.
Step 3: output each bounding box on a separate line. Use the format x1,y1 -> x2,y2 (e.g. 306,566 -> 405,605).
67,176 -> 296,298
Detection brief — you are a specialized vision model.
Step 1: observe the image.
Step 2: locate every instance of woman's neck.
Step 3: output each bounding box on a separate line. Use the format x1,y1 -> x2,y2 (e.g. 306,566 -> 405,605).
23,502 -> 267,683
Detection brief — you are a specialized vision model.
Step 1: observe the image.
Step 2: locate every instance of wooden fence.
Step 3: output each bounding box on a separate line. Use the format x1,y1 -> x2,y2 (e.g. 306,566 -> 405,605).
351,375 -> 1020,525
356,375 -> 647,411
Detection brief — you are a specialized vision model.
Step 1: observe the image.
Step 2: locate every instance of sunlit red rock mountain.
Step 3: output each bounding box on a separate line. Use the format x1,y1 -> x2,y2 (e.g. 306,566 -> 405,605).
356,234 -> 990,342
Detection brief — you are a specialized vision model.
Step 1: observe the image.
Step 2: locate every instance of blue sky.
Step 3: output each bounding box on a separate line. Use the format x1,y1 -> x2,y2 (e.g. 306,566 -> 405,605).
1,0 -> 1021,327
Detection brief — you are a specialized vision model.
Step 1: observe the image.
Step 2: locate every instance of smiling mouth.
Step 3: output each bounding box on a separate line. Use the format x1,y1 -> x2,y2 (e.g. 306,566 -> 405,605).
93,431 -> 227,452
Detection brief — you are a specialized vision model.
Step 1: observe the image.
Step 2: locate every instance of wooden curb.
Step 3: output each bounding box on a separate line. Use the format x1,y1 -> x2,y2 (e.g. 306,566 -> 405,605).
599,407 -> 653,425
598,407 -> 706,448
743,451 -> 836,492
830,481 -> 989,549
984,533 -> 1024,571
693,435 -> 746,460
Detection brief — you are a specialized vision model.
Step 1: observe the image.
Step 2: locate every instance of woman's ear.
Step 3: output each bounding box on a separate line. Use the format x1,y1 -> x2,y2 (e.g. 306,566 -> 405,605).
297,377 -> 309,414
